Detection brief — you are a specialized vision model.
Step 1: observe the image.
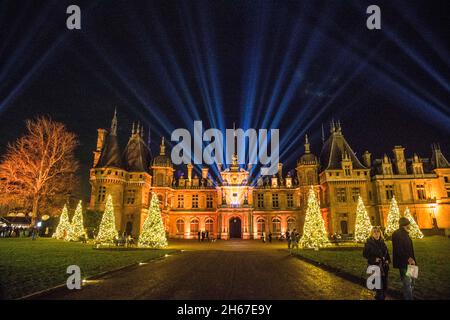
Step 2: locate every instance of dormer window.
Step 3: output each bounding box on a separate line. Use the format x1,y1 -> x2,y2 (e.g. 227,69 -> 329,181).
344,166 -> 351,176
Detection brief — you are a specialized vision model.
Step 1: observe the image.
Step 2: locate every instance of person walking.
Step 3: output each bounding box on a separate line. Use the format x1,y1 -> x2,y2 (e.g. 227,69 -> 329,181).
286,229 -> 291,249
392,217 -> 416,300
291,229 -> 299,250
268,231 -> 272,243
261,231 -> 266,243
197,231 -> 201,242
363,226 -> 390,300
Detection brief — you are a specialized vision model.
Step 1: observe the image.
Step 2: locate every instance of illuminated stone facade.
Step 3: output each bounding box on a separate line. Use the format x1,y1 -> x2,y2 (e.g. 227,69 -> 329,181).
89,114 -> 450,239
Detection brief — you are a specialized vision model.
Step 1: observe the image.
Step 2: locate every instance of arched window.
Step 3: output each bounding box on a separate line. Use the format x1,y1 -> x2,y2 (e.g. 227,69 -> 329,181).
257,218 -> 265,234
287,217 -> 296,231
176,219 -> 184,234
205,218 -> 214,233
190,219 -> 199,234
272,217 -> 281,234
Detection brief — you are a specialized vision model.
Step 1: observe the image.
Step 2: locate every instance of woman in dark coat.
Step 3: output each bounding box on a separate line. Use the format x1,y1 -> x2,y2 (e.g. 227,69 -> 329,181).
363,226 -> 390,300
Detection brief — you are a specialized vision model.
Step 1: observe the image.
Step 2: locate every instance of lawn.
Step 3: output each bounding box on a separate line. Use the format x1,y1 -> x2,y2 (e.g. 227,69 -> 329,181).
291,236 -> 450,300
0,238 -> 176,300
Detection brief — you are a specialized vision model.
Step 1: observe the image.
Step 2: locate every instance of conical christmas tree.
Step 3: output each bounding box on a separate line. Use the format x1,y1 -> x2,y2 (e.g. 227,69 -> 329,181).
138,193 -> 168,248
300,187 -> 329,249
385,196 -> 400,237
96,194 -> 118,243
403,207 -> 424,239
53,204 -> 71,240
67,200 -> 85,241
354,195 -> 372,242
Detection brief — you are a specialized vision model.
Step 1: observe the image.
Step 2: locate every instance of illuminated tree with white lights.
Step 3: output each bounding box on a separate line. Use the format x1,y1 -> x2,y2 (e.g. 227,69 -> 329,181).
300,187 -> 329,249
96,195 -> 118,243
67,200 -> 85,241
53,204 -> 71,240
403,207 -> 424,239
385,196 -> 400,237
354,195 -> 372,242
138,193 -> 168,248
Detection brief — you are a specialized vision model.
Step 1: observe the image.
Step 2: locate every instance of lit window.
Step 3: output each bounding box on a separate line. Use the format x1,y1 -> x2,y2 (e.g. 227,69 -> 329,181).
385,185 -> 394,200
177,194 -> 184,208
287,193 -> 294,208
97,186 -> 106,203
190,219 -> 199,233
206,194 -> 213,209
176,219 -> 184,234
205,218 -> 214,233
272,193 -> 279,208
192,194 -> 199,208
126,189 -> 136,204
272,217 -> 281,234
257,218 -> 265,234
257,193 -> 264,208
352,188 -> 360,202
336,188 -> 346,202
416,185 -> 426,200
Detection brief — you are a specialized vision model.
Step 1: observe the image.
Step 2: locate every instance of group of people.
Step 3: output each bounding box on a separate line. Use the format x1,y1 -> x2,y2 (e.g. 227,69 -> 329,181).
363,217 -> 417,300
197,230 -> 210,242
260,229 -> 300,247
0,225 -> 39,239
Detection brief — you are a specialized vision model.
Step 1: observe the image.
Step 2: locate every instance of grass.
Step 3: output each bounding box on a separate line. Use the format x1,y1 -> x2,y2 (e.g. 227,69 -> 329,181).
291,236 -> 450,300
0,238 -> 176,300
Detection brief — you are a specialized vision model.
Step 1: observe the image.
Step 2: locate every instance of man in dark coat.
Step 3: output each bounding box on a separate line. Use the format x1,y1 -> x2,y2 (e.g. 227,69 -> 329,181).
392,217 -> 416,300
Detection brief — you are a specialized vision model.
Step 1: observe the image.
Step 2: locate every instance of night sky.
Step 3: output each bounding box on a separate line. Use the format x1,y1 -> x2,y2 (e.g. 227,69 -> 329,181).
0,0 -> 449,199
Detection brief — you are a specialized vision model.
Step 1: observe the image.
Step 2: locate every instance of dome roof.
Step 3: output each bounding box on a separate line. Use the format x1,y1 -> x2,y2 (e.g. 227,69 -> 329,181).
152,137 -> 173,168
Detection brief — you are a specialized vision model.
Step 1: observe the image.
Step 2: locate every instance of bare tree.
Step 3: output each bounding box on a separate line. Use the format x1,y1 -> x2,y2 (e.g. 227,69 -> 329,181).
0,116 -> 79,224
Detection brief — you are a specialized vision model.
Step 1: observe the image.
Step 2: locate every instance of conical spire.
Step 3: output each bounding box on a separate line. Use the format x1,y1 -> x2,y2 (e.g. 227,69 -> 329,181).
110,108 -> 118,136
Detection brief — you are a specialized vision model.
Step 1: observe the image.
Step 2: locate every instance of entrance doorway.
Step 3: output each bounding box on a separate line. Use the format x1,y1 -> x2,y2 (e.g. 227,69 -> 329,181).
229,217 -> 242,238
125,221 -> 133,236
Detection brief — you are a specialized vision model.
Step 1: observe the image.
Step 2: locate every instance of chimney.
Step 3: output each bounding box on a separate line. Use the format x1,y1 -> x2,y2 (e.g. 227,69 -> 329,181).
187,163 -> 193,181
93,128 -> 107,167
278,163 -> 283,176
201,167 -> 208,179
393,146 -> 407,175
362,151 -> 372,168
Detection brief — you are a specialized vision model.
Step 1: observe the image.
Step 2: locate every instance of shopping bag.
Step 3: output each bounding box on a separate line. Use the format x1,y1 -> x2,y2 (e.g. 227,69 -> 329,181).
406,264 -> 419,279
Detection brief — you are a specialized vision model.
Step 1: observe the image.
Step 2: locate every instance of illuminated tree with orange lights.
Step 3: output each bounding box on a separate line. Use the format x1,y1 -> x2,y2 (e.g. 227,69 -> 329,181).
0,117 -> 79,225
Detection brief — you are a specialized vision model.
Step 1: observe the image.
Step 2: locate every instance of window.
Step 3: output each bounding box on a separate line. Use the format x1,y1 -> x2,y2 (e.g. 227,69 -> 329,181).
336,188 -> 347,202
272,193 -> 279,208
257,218 -> 265,234
344,166 -> 351,176
444,176 -> 449,183
176,219 -> 184,234
272,217 -> 281,234
206,194 -> 213,208
446,187 -> 450,198
287,217 -> 296,231
287,193 -> 294,208
190,219 -> 199,233
177,194 -> 184,208
192,194 -> 199,208
257,194 -> 264,208
385,185 -> 394,200
416,185 -> 426,200
97,186 -> 106,203
351,187 -> 360,202
205,218 -> 214,233
126,189 -> 136,204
